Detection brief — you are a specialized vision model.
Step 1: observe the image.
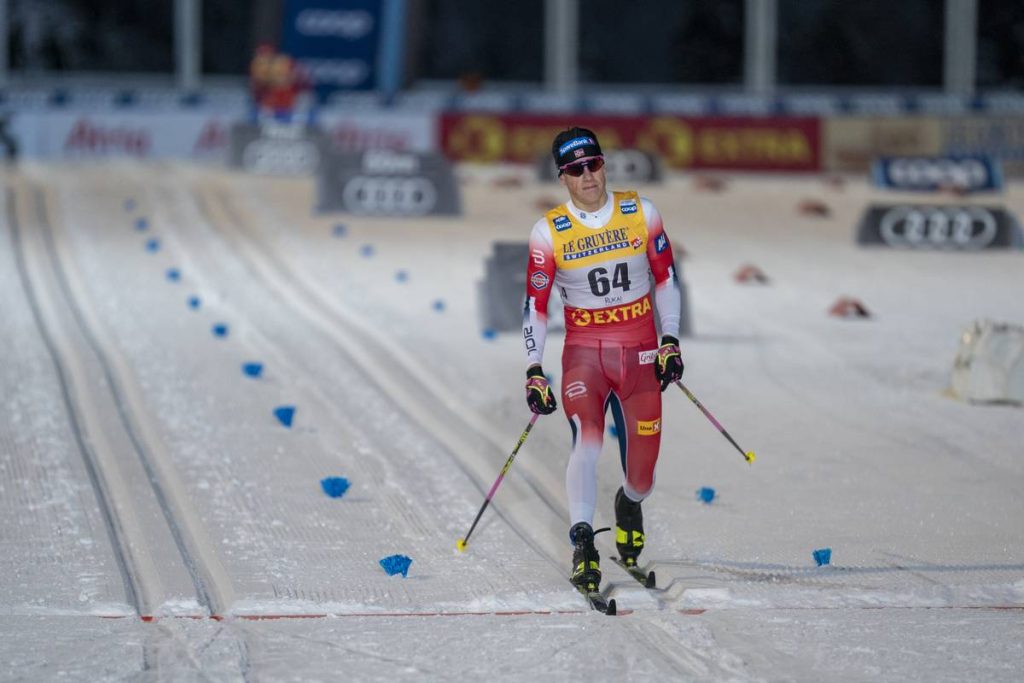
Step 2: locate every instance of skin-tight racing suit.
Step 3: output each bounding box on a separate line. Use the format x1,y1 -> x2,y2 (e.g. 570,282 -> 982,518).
523,190 -> 681,527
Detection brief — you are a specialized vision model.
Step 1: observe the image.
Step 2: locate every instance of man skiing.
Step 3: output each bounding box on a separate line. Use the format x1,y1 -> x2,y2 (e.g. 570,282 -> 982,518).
523,127 -> 684,593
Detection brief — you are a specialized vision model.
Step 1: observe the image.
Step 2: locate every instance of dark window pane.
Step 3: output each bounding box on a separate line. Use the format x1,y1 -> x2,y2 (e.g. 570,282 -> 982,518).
579,0 -> 743,84
977,0 -> 1024,89
202,0 -> 257,75
415,0 -> 544,83
778,0 -> 943,86
9,0 -> 174,73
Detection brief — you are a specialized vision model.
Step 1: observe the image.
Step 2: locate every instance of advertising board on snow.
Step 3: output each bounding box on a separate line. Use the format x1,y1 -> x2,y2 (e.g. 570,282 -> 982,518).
856,204 -> 1022,250
441,114 -> 821,172
872,156 -> 1003,193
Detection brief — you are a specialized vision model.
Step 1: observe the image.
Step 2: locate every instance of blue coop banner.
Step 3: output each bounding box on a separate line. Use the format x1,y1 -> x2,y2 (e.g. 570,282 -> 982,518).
280,0 -> 383,97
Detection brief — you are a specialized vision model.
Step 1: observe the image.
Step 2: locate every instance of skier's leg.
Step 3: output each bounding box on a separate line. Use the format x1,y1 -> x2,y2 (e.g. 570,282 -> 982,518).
560,344 -> 611,530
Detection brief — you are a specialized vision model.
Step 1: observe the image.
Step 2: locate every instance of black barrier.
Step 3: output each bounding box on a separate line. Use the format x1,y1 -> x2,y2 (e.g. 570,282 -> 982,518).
856,204 -> 1023,250
477,241 -> 691,335
227,122 -> 325,176
537,149 -> 663,184
871,156 -> 1003,193
317,150 -> 460,216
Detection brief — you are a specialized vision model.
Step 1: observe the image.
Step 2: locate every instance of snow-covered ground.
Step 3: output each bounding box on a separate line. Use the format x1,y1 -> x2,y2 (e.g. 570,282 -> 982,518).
1,161 -> 1022,681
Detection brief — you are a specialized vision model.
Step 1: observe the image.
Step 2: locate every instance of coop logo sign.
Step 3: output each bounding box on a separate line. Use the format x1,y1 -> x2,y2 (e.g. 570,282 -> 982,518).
296,9 -> 374,39
856,204 -> 1023,250
317,150 -> 461,216
873,156 -> 1002,193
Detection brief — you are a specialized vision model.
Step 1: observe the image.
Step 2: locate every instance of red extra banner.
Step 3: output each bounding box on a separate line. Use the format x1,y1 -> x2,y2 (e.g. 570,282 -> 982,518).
440,113 -> 821,172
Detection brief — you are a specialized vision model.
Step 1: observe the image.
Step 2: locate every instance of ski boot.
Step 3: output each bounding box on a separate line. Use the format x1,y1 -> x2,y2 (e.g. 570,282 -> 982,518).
614,487 -> 645,568
569,522 -> 601,591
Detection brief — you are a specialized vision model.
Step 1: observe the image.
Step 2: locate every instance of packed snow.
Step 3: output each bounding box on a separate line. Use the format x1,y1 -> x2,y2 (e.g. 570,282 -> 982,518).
1,161 -> 1022,681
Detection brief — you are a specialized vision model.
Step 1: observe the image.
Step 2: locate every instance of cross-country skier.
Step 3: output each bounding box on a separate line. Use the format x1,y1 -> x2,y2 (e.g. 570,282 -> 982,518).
523,127 -> 684,592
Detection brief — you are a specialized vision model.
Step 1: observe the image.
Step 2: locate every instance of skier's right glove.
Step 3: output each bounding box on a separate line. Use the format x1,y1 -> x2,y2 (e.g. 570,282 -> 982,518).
525,365 -> 558,415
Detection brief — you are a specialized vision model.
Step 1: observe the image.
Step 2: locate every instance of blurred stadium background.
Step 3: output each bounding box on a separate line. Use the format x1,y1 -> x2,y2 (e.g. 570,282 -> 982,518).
2,0 -> 1023,176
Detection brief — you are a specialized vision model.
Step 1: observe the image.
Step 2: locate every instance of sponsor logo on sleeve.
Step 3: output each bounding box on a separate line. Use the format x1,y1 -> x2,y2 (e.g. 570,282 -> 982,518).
530,271 -> 550,290
655,233 -> 668,253
638,350 -> 657,365
637,418 -> 661,435
619,199 -> 638,214
553,215 -> 572,232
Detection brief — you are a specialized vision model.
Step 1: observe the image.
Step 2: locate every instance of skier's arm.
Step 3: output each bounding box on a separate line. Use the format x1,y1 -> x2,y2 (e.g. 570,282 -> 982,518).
524,219 -> 555,368
643,198 -> 681,340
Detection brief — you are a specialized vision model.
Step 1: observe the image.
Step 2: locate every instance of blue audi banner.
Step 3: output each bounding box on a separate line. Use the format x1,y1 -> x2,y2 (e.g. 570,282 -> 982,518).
871,155 -> 1003,193
280,0 -> 383,98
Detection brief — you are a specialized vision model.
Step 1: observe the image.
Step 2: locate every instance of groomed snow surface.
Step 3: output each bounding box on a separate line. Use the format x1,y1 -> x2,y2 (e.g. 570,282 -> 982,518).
1,162 -> 1022,681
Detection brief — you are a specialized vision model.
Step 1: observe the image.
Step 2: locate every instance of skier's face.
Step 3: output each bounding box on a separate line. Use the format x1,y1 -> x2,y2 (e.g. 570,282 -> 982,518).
560,158 -> 607,211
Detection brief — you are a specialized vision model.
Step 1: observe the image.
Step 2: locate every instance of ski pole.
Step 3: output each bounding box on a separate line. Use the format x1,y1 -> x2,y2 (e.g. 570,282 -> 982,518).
675,381 -> 755,464
456,413 -> 540,552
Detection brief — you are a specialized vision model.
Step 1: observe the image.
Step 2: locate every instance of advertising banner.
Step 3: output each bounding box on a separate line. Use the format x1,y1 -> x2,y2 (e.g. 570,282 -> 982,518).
11,111 -> 236,160
316,110 -> 435,152
942,117 -> 1024,176
280,0 -> 382,97
227,122 -> 327,175
441,114 -> 821,172
872,156 -> 1003,193
823,117 -> 943,173
855,204 -> 1022,250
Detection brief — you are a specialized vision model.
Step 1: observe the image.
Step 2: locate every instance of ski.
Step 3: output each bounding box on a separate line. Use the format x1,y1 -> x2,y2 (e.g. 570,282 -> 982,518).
574,583 -> 617,615
612,556 -> 656,589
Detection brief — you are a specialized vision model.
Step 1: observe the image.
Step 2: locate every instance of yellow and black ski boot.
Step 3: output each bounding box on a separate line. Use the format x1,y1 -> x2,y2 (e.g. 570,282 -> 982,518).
569,522 -> 601,591
614,487 -> 645,568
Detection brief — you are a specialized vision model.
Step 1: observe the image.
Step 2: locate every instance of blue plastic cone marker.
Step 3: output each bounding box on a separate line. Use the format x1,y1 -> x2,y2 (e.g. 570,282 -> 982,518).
187,295 -> 201,310
320,477 -> 350,498
481,328 -> 496,340
395,270 -> 408,283
124,199 -> 136,212
697,487 -> 716,504
273,405 -> 296,428
379,554 -> 413,577
242,362 -> 263,378
608,424 -> 618,438
211,323 -> 229,337
135,217 -> 148,231
433,299 -> 446,312
360,244 -> 374,257
166,268 -> 181,282
145,238 -> 160,252
813,548 -> 832,566
332,224 -> 347,237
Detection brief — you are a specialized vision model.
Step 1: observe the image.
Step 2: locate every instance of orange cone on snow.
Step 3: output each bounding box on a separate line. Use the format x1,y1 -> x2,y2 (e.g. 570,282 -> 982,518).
829,297 -> 871,319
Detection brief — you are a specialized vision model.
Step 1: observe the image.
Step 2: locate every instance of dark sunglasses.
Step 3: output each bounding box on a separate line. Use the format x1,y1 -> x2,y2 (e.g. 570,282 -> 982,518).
559,157 -> 605,177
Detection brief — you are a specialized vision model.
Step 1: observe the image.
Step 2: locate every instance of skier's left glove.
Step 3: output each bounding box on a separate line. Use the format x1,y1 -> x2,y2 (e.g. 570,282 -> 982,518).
525,365 -> 558,415
654,335 -> 684,391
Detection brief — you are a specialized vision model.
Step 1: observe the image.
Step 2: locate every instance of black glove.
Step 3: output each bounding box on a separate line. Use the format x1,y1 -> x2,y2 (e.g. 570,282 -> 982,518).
654,335 -> 684,391
525,366 -> 558,415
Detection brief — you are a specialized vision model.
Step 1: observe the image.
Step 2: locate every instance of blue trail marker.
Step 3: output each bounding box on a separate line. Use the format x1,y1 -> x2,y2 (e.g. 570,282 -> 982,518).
145,238 -> 160,252
332,224 -> 347,237
273,405 -> 296,428
481,328 -> 496,340
379,554 -> 413,577
135,217 -> 148,231
242,362 -> 263,378
124,199 -> 136,212
395,270 -> 408,282
211,323 -> 229,337
187,295 -> 201,310
360,244 -> 374,258
813,547 -> 832,566
432,299 -> 446,312
166,268 -> 181,282
320,477 -> 350,498
697,487 -> 716,504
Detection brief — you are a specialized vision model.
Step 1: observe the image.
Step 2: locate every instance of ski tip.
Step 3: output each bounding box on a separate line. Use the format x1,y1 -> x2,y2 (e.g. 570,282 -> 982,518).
645,572 -> 656,589
605,599 -> 617,616
456,539 -> 467,552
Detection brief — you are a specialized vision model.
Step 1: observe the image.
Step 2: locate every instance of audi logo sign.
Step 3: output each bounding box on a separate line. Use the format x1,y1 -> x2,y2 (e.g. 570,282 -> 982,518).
228,123 -> 326,176
341,176 -> 438,215
872,156 -> 1003,193
317,151 -> 461,216
856,204 -> 1022,250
